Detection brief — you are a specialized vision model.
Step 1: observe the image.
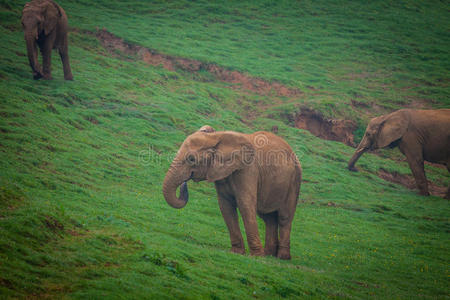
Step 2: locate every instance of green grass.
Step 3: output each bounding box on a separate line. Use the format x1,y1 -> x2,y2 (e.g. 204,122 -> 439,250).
0,0 -> 449,298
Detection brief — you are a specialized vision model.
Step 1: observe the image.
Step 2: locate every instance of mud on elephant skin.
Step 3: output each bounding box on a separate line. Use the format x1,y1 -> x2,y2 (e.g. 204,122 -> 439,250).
162,126 -> 302,259
21,0 -> 73,80
348,109 -> 450,198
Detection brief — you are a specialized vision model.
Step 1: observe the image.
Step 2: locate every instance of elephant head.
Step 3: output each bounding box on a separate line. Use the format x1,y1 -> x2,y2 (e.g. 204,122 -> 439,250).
21,0 -> 61,79
348,110 -> 410,171
162,126 -> 254,209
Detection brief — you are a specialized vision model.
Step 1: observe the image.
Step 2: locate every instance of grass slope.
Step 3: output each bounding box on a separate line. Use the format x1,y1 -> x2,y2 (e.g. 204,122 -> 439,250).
0,0 -> 449,299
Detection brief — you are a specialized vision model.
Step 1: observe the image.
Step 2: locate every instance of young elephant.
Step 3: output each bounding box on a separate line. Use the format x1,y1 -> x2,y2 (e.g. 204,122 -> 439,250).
348,109 -> 450,198
22,0 -> 73,80
162,126 -> 302,259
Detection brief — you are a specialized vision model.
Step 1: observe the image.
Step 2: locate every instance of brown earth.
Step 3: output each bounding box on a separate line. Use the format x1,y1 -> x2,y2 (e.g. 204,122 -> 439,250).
94,29 -> 301,97
294,109 -> 357,146
93,30 -> 365,146
378,168 -> 448,198
88,29 -> 450,195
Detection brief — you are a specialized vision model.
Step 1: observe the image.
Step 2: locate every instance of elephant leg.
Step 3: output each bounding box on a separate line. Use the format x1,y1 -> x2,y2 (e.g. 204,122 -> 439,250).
446,162 -> 450,199
277,216 -> 293,260
261,212 -> 278,256
58,42 -> 73,80
237,200 -> 264,256
27,41 -> 42,79
218,196 -> 245,254
40,36 -> 55,80
403,150 -> 429,196
277,186 -> 298,260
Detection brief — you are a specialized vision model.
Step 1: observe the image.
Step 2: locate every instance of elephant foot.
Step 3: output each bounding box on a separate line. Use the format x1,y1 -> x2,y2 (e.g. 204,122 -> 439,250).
264,245 -> 278,257
231,246 -> 245,255
418,190 -> 430,196
64,74 -> 74,81
42,74 -> 53,80
33,72 -> 43,80
249,249 -> 264,257
277,247 -> 291,260
348,166 -> 359,172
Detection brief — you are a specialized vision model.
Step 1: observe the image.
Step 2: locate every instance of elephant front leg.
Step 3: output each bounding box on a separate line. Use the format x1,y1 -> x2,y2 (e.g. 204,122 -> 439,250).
237,201 -> 264,257
41,49 -> 52,80
40,36 -> 55,80
218,196 -> 245,255
26,40 -> 42,79
404,151 -> 429,196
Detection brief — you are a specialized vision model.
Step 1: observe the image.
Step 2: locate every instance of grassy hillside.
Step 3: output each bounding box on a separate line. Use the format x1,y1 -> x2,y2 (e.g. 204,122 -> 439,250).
0,0 -> 449,298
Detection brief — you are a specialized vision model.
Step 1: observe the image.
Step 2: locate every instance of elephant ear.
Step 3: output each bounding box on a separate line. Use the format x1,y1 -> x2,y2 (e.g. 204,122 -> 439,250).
206,133 -> 254,182
43,1 -> 60,35
376,112 -> 409,148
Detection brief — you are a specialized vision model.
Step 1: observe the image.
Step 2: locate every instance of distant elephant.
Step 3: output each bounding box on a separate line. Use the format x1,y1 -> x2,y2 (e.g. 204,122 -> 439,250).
162,126 -> 302,259
22,0 -> 73,80
348,109 -> 450,198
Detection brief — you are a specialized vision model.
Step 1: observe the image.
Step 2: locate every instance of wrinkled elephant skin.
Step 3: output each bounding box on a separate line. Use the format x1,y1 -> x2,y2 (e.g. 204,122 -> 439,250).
348,109 -> 450,198
162,126 -> 302,259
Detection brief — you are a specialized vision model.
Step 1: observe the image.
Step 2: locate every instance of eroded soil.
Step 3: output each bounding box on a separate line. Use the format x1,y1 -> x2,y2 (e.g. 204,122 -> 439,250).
378,168 -> 448,198
95,29 -> 301,97
294,109 -> 357,146
92,29 -> 447,197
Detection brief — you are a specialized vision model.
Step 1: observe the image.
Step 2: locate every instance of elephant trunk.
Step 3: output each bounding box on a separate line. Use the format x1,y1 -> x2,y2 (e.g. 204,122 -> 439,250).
162,159 -> 190,209
348,135 -> 371,170
347,147 -> 367,170
24,31 -> 42,79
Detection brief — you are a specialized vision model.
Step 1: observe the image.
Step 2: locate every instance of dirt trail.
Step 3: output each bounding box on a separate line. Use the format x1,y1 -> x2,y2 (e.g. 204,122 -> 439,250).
95,29 -> 301,97
93,29 -> 358,146
89,29 -> 448,195
293,109 -> 357,146
378,168 -> 448,198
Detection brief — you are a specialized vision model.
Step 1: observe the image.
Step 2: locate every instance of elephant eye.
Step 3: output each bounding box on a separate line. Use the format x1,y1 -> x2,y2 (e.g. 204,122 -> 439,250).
187,155 -> 196,164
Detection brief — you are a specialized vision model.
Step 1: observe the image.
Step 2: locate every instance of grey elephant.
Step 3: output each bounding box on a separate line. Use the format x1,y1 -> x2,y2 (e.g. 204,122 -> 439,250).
162,126 -> 302,259
22,0 -> 73,80
348,109 -> 450,198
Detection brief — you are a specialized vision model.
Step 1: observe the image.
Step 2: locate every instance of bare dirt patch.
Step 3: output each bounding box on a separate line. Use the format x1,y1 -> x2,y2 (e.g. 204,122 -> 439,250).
95,29 -> 301,97
378,168 -> 448,198
350,99 -> 385,116
44,215 -> 64,232
294,109 -> 357,146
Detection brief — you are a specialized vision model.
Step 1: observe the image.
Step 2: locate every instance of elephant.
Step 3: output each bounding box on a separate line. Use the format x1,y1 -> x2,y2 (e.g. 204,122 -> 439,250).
348,109 -> 450,198
162,126 -> 302,259
21,0 -> 73,80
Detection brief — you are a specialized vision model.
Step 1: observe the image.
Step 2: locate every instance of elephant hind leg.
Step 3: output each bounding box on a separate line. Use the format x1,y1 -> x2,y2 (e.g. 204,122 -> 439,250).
261,212 -> 278,256
446,160 -> 450,199
276,184 -> 299,260
58,44 -> 73,80
277,218 -> 293,260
